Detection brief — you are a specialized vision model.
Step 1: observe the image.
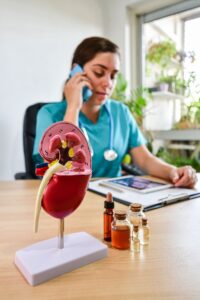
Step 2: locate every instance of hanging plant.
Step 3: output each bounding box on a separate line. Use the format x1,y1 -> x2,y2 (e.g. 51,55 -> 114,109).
146,39 -> 177,69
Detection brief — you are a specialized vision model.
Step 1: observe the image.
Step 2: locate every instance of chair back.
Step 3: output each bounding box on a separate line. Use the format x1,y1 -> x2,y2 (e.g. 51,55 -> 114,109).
15,102 -> 49,179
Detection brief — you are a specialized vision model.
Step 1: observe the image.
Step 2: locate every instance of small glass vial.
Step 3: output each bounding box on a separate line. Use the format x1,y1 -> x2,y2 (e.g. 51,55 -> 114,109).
131,225 -> 140,253
139,217 -> 150,245
128,203 -> 145,237
104,193 -> 114,242
111,210 -> 130,250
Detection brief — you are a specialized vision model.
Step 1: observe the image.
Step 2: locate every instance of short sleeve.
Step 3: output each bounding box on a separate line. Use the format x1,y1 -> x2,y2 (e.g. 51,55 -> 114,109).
125,106 -> 146,150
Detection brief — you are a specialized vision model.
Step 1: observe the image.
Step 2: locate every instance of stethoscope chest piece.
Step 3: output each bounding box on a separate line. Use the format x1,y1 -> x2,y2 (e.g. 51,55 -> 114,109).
104,149 -> 118,161
80,103 -> 118,161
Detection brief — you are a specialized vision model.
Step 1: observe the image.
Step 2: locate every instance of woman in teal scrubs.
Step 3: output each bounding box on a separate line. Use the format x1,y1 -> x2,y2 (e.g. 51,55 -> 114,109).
33,36 -> 197,187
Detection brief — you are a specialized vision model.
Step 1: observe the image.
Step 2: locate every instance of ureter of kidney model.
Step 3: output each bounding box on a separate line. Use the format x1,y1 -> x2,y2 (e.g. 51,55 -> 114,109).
34,161 -> 66,233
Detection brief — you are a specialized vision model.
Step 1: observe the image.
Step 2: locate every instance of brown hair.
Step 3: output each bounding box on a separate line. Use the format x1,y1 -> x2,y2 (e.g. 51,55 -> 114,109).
71,36 -> 120,67
62,36 -> 120,99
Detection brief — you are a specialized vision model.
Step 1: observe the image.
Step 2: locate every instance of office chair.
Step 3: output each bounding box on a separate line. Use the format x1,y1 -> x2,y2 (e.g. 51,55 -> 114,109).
15,102 -> 50,179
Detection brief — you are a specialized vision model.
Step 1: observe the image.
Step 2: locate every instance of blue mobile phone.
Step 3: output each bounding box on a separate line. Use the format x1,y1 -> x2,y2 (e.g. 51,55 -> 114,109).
68,64 -> 92,102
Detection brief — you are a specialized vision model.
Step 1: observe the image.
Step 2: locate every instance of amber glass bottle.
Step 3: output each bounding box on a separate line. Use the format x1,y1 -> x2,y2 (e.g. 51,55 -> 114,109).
104,193 -> 114,241
111,210 -> 130,250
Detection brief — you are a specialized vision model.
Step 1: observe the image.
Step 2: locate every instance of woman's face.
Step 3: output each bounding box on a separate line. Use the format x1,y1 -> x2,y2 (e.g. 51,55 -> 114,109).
83,52 -> 120,105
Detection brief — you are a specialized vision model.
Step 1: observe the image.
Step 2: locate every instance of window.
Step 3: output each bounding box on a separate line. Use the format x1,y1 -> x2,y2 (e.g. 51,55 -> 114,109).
137,0 -> 200,90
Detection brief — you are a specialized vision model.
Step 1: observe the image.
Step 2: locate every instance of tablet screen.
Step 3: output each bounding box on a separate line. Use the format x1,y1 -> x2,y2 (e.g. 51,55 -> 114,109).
110,177 -> 165,190
103,176 -> 172,193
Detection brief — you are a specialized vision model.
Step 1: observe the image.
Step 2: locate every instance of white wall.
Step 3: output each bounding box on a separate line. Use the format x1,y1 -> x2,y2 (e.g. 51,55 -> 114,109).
0,0 -> 103,180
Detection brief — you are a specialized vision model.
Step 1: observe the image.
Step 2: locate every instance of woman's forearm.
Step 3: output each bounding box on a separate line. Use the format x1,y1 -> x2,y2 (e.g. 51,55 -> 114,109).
131,145 -> 197,187
130,146 -> 176,181
63,106 -> 79,126
141,154 -> 176,181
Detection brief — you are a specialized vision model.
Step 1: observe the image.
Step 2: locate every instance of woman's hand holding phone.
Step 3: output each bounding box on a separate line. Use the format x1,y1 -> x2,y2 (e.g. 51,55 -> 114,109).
64,65 -> 93,110
63,65 -> 93,125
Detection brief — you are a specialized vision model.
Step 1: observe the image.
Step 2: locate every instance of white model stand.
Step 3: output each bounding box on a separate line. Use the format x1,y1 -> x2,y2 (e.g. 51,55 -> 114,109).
15,232 -> 107,286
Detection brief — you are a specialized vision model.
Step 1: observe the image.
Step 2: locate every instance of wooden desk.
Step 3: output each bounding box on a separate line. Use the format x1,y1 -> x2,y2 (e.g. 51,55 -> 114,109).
0,180 -> 200,300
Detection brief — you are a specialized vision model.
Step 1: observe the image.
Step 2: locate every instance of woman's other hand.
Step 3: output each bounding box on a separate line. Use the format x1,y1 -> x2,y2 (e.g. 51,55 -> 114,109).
169,166 -> 197,188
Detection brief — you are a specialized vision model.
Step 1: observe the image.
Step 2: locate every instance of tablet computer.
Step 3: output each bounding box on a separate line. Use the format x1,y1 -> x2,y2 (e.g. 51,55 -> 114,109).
101,175 -> 173,194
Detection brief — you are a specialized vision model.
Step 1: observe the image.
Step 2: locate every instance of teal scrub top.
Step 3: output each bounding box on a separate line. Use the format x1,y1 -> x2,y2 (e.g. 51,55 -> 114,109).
33,99 -> 146,177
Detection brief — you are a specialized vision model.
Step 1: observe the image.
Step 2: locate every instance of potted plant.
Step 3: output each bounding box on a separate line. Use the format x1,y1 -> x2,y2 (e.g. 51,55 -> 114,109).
146,39 -> 177,89
146,39 -> 195,95
174,99 -> 200,129
112,73 -> 151,127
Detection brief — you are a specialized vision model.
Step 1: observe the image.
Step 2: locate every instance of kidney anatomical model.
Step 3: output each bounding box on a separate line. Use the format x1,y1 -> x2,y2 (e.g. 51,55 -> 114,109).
34,121 -> 92,243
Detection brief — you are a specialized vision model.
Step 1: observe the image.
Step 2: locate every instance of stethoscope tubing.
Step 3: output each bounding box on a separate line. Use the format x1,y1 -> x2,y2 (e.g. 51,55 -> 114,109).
79,103 -> 117,160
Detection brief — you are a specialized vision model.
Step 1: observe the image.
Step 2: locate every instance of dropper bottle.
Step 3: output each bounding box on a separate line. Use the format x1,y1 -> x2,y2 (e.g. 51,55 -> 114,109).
104,192 -> 114,242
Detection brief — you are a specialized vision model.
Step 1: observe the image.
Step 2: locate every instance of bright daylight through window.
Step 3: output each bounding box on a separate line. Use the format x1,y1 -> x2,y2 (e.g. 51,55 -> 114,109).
144,8 -> 200,130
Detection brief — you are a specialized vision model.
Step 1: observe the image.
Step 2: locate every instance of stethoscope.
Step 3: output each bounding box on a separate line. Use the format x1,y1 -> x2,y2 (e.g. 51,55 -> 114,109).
79,104 -> 118,161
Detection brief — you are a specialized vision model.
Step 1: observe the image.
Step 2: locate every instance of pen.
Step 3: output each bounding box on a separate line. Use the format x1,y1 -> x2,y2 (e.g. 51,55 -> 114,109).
98,182 -> 124,193
165,192 -> 200,204
144,192 -> 200,212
